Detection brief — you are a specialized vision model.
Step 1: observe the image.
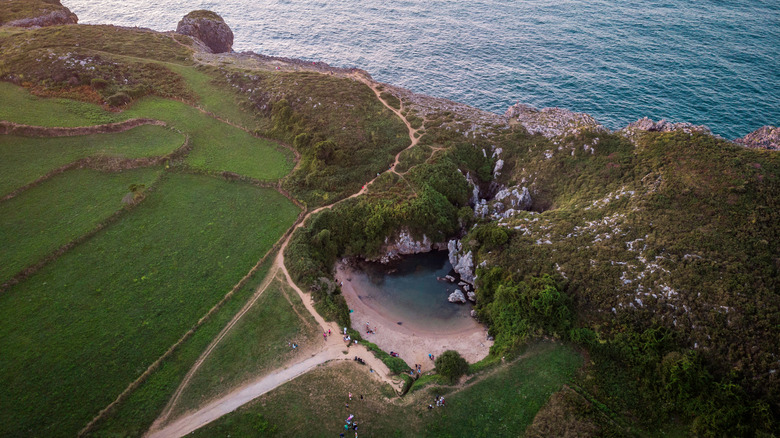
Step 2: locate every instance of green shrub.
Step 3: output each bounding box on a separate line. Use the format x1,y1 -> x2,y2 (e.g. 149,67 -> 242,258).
435,350 -> 469,383
106,92 -> 130,107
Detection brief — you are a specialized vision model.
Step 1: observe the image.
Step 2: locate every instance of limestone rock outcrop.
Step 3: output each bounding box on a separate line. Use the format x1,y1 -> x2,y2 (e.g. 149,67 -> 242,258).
448,240 -> 475,284
474,185 -> 532,220
176,10 -> 233,54
373,229 -> 444,263
448,289 -> 467,304
4,2 -> 77,27
735,126 -> 779,151
622,117 -> 711,135
505,103 -> 606,139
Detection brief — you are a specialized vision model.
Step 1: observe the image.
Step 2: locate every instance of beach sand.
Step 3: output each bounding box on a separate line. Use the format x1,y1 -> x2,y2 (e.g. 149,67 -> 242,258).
335,262 -> 492,372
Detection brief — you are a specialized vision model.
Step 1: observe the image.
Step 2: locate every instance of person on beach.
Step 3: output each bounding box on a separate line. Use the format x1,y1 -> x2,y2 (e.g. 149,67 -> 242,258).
349,392 -> 353,401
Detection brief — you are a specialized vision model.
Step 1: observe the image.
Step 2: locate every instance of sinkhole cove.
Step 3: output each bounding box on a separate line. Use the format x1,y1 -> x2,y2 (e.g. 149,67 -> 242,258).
344,251 -> 475,333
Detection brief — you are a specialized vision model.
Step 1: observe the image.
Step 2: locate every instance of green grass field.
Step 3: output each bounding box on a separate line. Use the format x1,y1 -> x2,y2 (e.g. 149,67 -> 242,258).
170,275 -> 321,418
0,84 -> 293,181
0,173 -> 300,437
86,256 -> 278,438
0,125 -> 181,195
122,98 -> 292,181
190,341 -> 581,437
424,342 -> 583,437
0,167 -> 162,283
0,82 -> 122,126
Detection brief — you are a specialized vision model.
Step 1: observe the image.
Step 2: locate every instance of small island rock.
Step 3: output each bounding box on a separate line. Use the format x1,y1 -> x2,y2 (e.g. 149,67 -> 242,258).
176,10 -> 234,54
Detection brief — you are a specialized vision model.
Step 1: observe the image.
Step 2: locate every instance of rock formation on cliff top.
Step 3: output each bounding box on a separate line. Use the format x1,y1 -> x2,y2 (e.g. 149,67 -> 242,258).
504,103 -> 607,139
176,10 -> 234,54
735,125 -> 779,151
3,1 -> 78,27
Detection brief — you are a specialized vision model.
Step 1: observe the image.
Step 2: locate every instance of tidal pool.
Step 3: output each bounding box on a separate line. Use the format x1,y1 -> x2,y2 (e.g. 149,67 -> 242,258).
347,251 -> 474,333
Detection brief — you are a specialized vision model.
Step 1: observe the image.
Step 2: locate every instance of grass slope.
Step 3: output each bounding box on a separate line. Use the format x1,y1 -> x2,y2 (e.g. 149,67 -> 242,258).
122,98 -> 292,181
190,342 -> 580,437
0,167 -> 161,283
424,342 -> 582,437
0,125 -> 181,195
0,81 -> 121,126
170,276 -> 321,418
0,84 -> 293,181
0,173 -> 300,437
87,257 -> 277,438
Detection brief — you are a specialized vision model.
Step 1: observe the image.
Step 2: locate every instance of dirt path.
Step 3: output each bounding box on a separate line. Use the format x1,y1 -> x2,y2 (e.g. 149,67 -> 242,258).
144,74 -> 419,438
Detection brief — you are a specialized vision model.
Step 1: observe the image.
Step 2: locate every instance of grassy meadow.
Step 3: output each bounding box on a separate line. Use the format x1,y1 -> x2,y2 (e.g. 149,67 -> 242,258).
0,125 -> 181,195
0,167 -> 162,283
0,83 -> 293,181
189,341 -> 581,437
0,173 -> 300,436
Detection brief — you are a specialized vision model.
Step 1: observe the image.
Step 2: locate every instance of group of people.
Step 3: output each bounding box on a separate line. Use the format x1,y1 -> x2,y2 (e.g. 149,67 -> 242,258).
323,328 -> 332,341
287,341 -> 298,350
427,395 -> 446,410
364,322 -> 376,334
340,392 -> 363,437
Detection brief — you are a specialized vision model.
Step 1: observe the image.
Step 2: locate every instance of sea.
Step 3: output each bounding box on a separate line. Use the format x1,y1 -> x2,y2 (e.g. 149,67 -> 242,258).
63,0 -> 779,139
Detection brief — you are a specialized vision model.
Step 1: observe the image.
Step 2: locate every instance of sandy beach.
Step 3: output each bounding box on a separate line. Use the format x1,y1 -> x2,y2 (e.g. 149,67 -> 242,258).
335,262 -> 492,372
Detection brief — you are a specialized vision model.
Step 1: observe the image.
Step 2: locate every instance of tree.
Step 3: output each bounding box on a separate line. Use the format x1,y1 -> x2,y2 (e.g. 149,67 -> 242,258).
435,350 -> 469,383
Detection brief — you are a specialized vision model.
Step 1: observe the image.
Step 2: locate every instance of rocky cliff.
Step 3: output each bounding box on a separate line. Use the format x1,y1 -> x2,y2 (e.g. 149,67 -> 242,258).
735,125 -> 779,150
3,1 -> 77,27
176,10 -> 233,54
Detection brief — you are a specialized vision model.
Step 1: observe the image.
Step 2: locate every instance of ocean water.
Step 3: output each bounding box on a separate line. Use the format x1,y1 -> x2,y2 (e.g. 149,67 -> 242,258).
64,0 -> 779,138
349,252 -> 474,332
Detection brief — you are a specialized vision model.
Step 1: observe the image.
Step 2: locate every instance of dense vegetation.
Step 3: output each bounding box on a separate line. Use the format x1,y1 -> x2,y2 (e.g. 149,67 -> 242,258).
217,70 -> 409,204
458,128 -> 780,435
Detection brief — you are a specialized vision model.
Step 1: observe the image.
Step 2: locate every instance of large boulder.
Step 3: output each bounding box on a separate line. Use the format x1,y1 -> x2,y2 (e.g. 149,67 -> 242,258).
735,126 -> 779,151
3,1 -> 77,27
176,10 -> 233,54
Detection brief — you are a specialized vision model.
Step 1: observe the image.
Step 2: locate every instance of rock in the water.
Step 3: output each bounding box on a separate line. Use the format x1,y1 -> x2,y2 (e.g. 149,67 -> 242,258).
176,10 -> 234,53
467,291 -> 476,302
444,275 -> 456,283
5,1 -> 77,27
448,289 -> 467,304
735,126 -> 779,151
505,103 -> 606,139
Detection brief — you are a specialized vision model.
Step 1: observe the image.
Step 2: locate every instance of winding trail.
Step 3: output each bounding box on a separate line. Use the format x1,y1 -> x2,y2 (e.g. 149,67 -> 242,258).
144,74 -> 422,438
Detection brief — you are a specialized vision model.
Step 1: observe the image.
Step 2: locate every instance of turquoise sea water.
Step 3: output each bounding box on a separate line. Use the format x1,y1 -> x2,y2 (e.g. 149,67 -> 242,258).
349,252 -> 474,332
64,0 -> 779,138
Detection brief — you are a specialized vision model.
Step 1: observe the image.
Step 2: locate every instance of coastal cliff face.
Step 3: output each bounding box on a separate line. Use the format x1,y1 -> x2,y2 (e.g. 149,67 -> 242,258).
371,229 -> 446,263
176,10 -> 234,54
2,1 -> 77,27
735,125 -> 779,150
